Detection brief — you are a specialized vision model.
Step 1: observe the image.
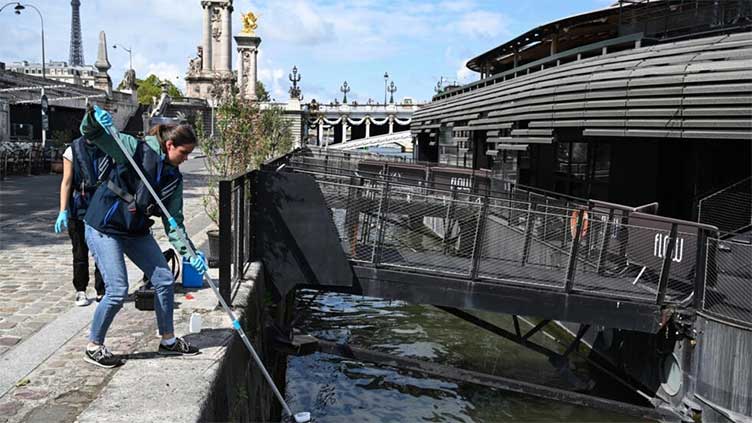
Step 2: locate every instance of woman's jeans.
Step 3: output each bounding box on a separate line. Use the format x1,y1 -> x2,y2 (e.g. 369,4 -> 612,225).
84,223 -> 175,345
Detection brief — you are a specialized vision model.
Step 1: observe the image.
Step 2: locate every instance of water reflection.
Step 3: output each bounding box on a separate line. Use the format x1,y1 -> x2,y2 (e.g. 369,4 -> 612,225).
285,291 -> 647,422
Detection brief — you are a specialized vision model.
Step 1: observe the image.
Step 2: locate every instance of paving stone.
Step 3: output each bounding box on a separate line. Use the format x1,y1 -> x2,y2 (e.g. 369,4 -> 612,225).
0,336 -> 21,346
12,389 -> 49,400
0,401 -> 21,416
20,404 -> 77,423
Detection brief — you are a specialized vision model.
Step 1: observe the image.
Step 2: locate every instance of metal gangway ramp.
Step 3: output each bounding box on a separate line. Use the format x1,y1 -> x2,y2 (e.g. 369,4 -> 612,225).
240,147 -> 732,336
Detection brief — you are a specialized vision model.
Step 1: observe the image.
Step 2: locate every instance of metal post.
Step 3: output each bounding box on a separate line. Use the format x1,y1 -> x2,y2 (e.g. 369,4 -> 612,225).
564,210 -> 585,292
521,202 -> 534,266
236,177 -> 246,280
597,209 -> 615,274
443,187 -> 458,255
248,172 -> 258,262
218,178 -> 232,305
373,176 -> 391,265
693,229 -> 710,310
383,72 -> 389,105
656,223 -> 678,305
470,195 -> 489,279
40,86 -> 46,149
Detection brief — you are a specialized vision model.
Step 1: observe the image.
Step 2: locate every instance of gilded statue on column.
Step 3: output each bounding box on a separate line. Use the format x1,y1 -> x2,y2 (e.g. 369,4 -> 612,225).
240,11 -> 258,35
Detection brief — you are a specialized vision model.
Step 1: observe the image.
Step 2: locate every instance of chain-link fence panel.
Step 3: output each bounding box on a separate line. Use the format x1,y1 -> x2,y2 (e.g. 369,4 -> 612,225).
698,177 -> 751,237
574,219 -> 657,301
703,239 -> 752,327
378,186 -> 482,277
477,204 -> 566,288
318,180 -> 382,263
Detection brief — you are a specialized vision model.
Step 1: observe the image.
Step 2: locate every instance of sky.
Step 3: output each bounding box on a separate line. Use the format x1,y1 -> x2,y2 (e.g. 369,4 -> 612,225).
1,0 -> 614,104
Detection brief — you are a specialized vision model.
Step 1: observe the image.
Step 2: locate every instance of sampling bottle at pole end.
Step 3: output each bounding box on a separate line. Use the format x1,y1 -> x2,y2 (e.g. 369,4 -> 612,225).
294,412 -> 311,423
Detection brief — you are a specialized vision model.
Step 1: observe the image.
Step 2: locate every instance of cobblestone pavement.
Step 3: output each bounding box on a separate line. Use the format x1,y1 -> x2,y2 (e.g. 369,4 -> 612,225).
0,296 -> 235,423
0,155 -> 218,422
0,158 -> 212,357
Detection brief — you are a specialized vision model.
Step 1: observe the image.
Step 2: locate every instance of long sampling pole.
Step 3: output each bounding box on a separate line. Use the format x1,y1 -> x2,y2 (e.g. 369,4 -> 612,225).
97,115 -> 310,423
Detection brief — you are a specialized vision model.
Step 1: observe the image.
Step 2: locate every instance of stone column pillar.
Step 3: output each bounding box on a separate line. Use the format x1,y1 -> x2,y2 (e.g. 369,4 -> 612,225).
201,2 -> 212,72
342,118 -> 348,143
234,35 -> 261,100
318,121 -> 323,146
388,116 -> 394,134
219,3 -> 233,71
365,118 -> 371,138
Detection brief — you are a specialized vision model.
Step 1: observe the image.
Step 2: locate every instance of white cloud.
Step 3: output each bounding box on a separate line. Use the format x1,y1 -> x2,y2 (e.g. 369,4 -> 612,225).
456,59 -> 474,83
255,0 -> 335,45
437,0 -> 477,12
457,11 -> 510,39
258,66 -> 286,101
145,62 -> 184,90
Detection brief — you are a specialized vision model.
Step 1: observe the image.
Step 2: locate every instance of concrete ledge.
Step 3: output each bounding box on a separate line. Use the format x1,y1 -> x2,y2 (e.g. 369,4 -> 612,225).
76,264 -> 256,422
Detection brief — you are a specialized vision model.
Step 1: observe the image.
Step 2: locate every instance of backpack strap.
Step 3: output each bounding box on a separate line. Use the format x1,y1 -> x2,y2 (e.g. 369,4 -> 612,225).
71,137 -> 111,193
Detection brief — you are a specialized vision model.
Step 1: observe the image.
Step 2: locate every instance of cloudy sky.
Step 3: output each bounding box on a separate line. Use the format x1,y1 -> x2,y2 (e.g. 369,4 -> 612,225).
1,0 -> 612,103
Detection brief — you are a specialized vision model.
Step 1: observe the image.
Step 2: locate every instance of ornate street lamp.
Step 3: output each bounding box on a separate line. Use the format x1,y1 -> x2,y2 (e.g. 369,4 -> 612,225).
289,65 -> 302,100
113,44 -> 133,70
388,80 -> 397,104
340,80 -> 350,104
2,2 -> 45,79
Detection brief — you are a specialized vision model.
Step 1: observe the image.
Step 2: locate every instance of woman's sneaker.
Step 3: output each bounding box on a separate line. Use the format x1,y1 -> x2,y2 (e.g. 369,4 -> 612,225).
75,291 -> 90,306
83,345 -> 124,368
158,337 -> 200,356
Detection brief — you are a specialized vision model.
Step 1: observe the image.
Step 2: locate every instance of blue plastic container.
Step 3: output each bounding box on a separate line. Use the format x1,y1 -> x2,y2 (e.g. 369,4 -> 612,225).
182,251 -> 205,288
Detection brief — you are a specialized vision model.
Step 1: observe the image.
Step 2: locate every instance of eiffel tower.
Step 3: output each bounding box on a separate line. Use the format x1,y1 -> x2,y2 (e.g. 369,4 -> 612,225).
69,0 -> 84,66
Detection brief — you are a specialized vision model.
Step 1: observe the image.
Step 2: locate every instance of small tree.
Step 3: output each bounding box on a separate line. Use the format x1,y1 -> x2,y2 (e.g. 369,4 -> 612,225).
120,74 -> 183,105
200,97 -> 293,225
258,105 -> 293,159
255,81 -> 271,102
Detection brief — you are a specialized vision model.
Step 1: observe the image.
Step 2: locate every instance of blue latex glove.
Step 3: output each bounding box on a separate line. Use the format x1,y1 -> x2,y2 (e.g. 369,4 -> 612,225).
93,105 -> 113,128
189,252 -> 208,275
54,210 -> 68,233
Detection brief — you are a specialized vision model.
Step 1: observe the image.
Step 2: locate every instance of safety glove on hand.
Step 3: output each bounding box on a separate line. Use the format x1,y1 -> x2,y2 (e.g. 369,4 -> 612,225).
189,252 -> 208,275
54,210 -> 68,233
93,105 -> 113,128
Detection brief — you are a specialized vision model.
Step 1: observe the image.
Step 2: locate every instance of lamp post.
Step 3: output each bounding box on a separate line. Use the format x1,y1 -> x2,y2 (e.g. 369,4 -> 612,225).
113,44 -> 133,69
383,72 -> 388,105
1,2 -> 45,79
340,81 -> 350,104
388,81 -> 397,104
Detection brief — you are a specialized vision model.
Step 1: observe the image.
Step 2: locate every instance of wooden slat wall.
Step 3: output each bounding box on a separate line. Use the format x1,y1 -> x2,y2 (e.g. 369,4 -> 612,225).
414,32 -> 752,141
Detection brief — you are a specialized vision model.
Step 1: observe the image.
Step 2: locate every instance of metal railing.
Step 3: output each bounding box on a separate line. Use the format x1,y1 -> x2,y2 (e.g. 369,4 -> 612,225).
697,177 -> 751,239
313,173 -> 718,306
702,239 -> 752,327
227,149 -> 750,327
217,171 -> 255,306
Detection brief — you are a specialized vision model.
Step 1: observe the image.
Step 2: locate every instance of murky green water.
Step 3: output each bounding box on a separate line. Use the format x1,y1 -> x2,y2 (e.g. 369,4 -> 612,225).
284,292 -> 649,422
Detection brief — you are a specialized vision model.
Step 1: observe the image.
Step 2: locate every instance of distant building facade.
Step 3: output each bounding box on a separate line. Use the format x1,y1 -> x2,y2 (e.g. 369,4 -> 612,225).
7,61 -> 97,88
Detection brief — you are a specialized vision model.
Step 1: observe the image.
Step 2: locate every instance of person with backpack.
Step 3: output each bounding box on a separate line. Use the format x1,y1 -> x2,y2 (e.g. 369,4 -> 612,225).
79,105 -> 207,368
55,136 -> 111,306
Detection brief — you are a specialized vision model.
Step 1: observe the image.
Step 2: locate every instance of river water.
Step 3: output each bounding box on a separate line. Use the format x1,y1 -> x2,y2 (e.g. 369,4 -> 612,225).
284,291 -> 647,422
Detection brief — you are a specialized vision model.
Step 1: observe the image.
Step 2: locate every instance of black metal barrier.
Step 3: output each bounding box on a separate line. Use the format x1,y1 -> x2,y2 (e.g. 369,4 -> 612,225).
217,171 -> 255,306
